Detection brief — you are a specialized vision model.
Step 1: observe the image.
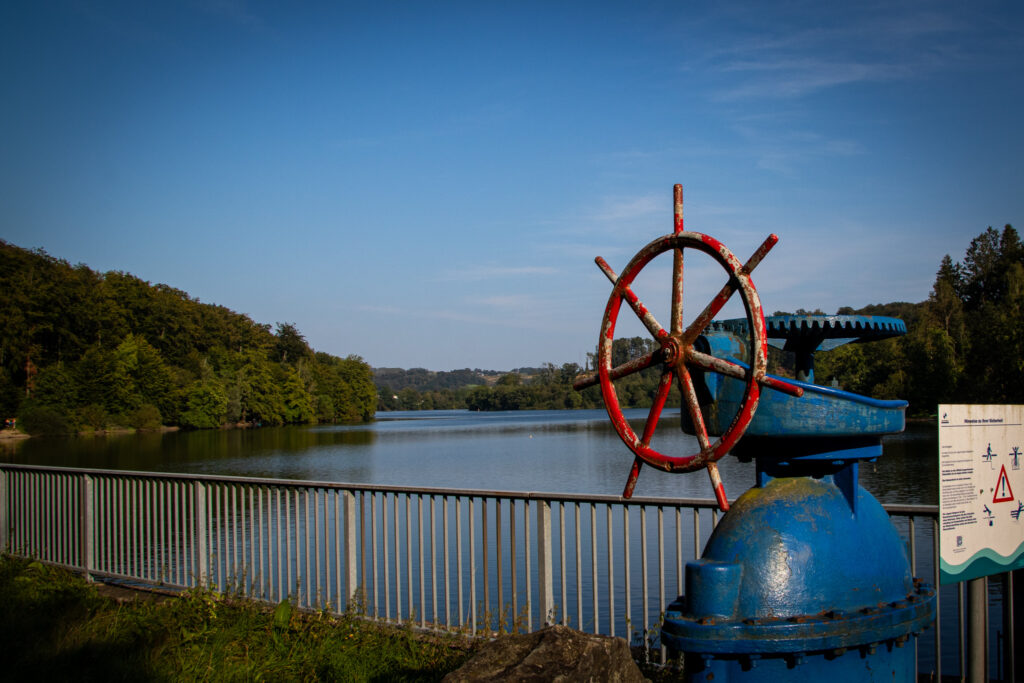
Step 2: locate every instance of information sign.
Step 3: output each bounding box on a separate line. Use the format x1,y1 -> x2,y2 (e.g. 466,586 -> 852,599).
939,404 -> 1024,584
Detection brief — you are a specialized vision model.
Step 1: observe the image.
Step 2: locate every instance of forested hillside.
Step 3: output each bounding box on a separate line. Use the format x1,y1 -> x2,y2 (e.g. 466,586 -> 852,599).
0,241 -> 376,434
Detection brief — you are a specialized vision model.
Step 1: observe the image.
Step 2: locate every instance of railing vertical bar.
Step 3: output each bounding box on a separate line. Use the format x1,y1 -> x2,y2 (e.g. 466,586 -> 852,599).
591,502 -> 598,635
383,492 -> 391,620
524,499 -> 532,634
469,496 -> 476,634
212,484 -> 220,588
113,476 -> 121,575
693,508 -> 700,559
406,493 -> 413,621
359,491 -> 367,609
625,506 -> 632,644
559,501 -> 567,626
537,498 -> 553,628
511,498 -> 517,628
607,504 -> 614,637
304,488 -> 312,609
169,480 -> 177,585
443,495 -> 450,627
258,487 -> 266,600
456,495 -> 464,627
286,487 -> 293,603
642,505 -> 650,655
305,489 -> 313,606
658,505 -> 665,663
156,481 -> 164,581
143,479 -> 152,581
394,492 -> 402,621
372,491 -> 380,618
247,486 -> 255,597
232,484 -> 240,590
495,498 -> 503,630
430,495 -> 438,625
525,499 -> 532,632
270,489 -> 278,602
52,474 -> 60,564
908,515 -> 917,681
157,480 -> 165,583
575,502 -> 583,630
322,489 -> 330,609
51,474 -> 59,564
676,506 -> 683,594
0,468 -> 8,555
343,490 -> 356,609
482,496 -> 489,629
312,488 -> 320,607
267,488 -> 273,599
80,474 -> 93,577
195,480 -> 208,587
418,494 -> 425,628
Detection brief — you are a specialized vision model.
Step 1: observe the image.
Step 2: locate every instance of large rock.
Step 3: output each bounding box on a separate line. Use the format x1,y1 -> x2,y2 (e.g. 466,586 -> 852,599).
442,624 -> 648,682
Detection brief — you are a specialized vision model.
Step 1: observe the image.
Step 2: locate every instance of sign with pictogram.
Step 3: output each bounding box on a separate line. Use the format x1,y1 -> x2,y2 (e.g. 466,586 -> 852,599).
939,404 -> 1024,584
993,464 -> 1014,503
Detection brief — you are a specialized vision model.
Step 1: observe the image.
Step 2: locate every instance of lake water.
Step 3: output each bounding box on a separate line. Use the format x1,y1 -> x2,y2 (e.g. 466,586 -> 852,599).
0,409 -> 938,505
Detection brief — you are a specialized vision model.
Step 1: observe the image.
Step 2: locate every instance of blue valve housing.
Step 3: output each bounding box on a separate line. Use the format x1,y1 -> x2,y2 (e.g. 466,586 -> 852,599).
665,315 -> 935,681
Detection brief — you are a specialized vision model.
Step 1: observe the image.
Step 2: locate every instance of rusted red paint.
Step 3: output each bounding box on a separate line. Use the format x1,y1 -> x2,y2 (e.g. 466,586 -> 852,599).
576,185 -> 804,510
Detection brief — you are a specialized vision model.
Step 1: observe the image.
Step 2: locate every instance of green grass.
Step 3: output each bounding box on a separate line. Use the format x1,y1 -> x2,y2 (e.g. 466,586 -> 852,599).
0,556 -> 477,681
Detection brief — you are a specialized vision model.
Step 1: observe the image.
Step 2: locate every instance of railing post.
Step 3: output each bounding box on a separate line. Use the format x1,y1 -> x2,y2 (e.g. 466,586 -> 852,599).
0,467 -> 8,554
79,474 -> 93,579
536,498 -> 553,625
194,481 -> 208,588
343,489 -> 358,607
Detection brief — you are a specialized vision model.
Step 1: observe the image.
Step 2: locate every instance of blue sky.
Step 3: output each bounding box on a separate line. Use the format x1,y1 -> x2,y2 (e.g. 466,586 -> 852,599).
2,1 -> 1022,371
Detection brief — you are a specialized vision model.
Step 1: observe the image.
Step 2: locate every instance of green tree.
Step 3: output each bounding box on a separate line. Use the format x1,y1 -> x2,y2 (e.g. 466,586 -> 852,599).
179,381 -> 228,429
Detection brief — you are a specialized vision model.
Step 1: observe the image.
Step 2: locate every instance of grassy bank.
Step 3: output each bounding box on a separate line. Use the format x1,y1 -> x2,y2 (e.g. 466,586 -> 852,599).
0,556 -> 477,681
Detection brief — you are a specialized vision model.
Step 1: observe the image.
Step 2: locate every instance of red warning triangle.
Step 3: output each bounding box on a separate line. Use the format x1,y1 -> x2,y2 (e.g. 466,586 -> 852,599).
993,464 -> 1015,503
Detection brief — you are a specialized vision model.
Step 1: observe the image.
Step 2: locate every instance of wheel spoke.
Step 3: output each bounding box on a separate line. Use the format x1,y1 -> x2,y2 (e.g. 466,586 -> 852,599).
572,348 -> 664,391
687,350 -> 803,398
677,365 -> 711,451
596,257 -> 668,340
681,234 -> 780,344
706,463 -> 730,512
622,459 -> 643,499
671,184 -> 685,335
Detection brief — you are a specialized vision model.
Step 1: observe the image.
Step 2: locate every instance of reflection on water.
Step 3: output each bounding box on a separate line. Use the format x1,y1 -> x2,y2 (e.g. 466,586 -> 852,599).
1,410 -> 937,504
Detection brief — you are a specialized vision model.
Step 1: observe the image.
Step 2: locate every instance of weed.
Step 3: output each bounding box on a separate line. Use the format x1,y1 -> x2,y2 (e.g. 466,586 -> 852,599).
0,555 -> 477,681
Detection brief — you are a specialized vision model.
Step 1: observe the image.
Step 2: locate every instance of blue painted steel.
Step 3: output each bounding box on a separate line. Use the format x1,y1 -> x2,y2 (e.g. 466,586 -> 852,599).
664,313 -> 934,681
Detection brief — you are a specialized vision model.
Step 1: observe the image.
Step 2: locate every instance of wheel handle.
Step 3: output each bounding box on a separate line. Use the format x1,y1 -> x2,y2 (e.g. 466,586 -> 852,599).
574,185 -> 803,510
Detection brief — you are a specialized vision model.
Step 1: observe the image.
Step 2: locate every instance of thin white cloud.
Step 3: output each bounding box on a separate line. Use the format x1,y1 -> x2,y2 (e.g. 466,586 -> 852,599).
437,265 -> 559,281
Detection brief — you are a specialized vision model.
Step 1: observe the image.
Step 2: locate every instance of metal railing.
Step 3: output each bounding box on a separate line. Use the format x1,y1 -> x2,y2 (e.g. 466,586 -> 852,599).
0,463 -> 1013,679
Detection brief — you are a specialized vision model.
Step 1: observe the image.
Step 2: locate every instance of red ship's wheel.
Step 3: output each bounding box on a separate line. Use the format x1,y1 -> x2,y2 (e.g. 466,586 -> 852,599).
574,185 -> 802,510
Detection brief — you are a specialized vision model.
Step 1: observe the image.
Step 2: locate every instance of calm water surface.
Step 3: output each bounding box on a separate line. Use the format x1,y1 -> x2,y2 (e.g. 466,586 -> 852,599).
2,409 -> 937,504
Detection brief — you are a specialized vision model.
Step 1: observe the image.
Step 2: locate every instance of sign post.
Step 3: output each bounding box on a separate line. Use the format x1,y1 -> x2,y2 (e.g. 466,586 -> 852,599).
938,404 -> 1024,682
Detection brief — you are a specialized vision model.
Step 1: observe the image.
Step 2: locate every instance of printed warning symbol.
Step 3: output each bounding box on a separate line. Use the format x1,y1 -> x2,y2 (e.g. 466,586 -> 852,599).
993,464 -> 1015,503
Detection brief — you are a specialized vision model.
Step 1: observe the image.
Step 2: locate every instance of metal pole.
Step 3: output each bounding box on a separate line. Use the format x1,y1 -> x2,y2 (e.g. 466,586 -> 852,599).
194,481 -> 208,588
343,490 -> 357,605
80,474 -> 93,579
0,468 -> 8,554
536,498 -> 553,626
968,576 -> 988,683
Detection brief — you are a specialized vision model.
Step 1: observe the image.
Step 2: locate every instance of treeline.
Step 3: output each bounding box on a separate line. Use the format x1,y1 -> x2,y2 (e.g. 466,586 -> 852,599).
380,224 -> 1023,417
816,224 -> 1024,415
376,340 -> 674,412
0,241 -> 375,435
